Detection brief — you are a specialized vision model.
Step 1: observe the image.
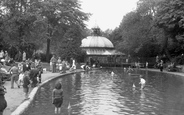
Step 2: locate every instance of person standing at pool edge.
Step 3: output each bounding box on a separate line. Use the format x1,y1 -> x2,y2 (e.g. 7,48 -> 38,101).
52,81 -> 63,114
50,55 -> 57,73
22,51 -> 26,62
159,60 -> 164,72
9,63 -> 20,88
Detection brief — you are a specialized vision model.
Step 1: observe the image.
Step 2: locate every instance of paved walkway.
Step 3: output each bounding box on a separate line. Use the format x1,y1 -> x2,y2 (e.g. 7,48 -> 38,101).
3,71 -> 61,115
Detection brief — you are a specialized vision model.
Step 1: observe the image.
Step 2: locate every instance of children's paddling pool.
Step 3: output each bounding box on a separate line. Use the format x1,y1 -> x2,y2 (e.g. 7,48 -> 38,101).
22,68 -> 184,115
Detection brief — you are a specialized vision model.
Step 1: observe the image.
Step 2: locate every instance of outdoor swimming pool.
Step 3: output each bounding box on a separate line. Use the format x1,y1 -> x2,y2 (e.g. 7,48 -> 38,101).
23,68 -> 184,115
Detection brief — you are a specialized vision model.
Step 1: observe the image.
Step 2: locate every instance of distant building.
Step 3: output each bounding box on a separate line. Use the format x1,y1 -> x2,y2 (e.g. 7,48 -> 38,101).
80,27 -> 125,67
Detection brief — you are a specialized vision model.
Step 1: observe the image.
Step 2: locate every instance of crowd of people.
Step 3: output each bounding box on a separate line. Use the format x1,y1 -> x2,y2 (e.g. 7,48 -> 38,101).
0,50 -> 44,115
49,55 -> 77,73
0,50 -> 14,66
9,59 -> 43,97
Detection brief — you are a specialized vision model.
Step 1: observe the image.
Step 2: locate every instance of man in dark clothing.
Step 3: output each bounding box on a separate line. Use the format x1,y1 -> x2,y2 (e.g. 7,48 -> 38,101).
159,60 -> 164,72
22,61 -> 31,72
29,68 -> 39,88
36,59 -> 42,83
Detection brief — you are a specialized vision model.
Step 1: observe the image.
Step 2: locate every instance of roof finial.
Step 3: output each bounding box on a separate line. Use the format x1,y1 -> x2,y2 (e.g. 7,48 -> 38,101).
92,20 -> 101,36
94,20 -> 99,28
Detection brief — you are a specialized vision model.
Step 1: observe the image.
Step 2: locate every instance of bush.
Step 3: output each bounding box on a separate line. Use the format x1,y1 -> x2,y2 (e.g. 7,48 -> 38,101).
175,55 -> 184,65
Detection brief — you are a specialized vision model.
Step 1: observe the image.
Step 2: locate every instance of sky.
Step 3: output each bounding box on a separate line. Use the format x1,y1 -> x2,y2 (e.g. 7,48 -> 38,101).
80,0 -> 139,31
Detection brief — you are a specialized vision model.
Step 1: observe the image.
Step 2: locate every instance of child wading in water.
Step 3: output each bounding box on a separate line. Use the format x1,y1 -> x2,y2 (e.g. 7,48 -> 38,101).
52,81 -> 63,114
139,75 -> 146,90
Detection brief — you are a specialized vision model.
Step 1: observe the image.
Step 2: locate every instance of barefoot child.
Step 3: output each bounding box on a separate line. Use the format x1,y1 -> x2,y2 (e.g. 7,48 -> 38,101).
52,81 -> 63,114
18,72 -> 24,86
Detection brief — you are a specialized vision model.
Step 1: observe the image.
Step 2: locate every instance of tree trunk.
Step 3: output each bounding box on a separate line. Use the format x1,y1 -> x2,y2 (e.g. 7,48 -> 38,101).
162,30 -> 171,61
46,38 -> 50,63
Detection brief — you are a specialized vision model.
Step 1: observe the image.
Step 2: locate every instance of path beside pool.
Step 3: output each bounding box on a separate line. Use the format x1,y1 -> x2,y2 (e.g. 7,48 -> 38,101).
3,71 -> 64,115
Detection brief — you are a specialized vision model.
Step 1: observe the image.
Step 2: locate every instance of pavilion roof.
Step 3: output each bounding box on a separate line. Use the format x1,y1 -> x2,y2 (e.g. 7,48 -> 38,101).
80,36 -> 114,49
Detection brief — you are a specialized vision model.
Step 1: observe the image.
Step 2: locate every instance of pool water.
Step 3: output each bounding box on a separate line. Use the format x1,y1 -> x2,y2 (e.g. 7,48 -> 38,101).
23,68 -> 184,115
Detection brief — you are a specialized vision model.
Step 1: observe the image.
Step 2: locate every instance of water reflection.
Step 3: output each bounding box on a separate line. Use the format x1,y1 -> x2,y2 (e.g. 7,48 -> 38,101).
24,69 -> 184,115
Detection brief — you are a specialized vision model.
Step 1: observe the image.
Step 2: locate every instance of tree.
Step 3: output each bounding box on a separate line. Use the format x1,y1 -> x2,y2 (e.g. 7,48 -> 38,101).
34,0 -> 89,62
109,0 -> 165,58
0,0 -> 41,58
0,0 -> 89,61
155,0 -> 184,59
109,0 -> 184,62
136,0 -> 162,17
111,11 -> 156,57
58,25 -> 85,61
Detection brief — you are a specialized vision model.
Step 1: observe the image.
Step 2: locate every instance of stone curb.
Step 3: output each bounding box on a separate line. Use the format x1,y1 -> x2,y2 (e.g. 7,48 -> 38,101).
11,70 -> 84,115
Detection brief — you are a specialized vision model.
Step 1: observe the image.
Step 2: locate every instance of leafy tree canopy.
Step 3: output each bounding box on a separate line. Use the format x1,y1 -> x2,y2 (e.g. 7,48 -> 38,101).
155,0 -> 184,37
0,0 -> 90,60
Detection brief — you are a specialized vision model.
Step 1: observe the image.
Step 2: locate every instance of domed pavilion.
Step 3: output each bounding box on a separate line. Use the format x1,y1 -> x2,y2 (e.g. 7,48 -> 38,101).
80,27 -> 125,67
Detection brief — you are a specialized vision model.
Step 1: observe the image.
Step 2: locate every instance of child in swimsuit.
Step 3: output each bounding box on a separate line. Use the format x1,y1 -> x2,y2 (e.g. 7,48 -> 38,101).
52,81 -> 63,114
